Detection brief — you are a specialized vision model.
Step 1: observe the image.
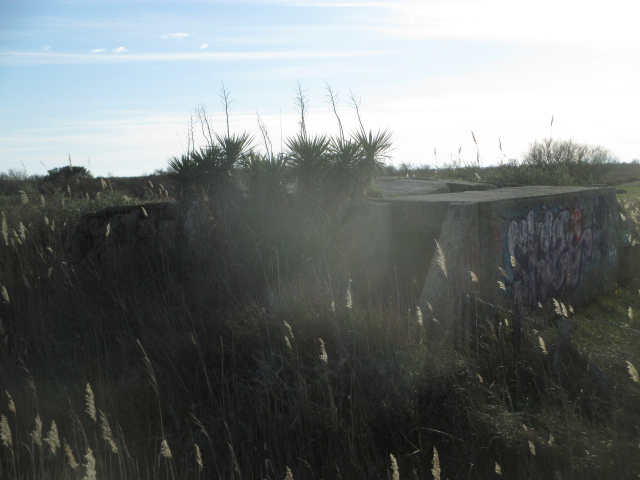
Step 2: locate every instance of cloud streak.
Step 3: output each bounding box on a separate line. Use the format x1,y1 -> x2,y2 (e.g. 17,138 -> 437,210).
0,49 -> 387,65
161,33 -> 191,40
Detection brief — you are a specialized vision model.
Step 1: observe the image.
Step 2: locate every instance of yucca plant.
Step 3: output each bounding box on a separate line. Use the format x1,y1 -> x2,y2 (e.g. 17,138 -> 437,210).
285,132 -> 330,194
164,131 -> 253,204
164,154 -> 198,202
353,127 -> 393,193
324,136 -> 362,203
242,151 -> 289,206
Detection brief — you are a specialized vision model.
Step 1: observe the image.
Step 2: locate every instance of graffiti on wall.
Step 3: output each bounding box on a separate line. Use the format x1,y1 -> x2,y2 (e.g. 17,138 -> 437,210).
506,208 -> 593,309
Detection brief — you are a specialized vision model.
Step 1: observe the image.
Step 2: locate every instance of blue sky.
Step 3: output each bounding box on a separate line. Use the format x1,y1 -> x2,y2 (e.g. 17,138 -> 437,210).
1,0 -> 638,177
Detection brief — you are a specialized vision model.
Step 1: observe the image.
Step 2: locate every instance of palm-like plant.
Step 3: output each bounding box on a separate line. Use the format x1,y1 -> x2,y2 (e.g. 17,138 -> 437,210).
353,127 -> 393,189
285,132 -> 330,193
164,131 -> 253,204
165,154 -> 198,202
243,151 -> 289,206
324,136 -> 362,201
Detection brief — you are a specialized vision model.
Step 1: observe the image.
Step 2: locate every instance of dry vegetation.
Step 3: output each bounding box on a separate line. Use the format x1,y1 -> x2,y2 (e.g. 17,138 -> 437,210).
1,104 -> 639,478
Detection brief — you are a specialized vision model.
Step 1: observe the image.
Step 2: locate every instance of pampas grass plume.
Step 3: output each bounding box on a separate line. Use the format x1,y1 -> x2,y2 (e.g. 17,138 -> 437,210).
285,466 -> 294,480
497,281 -> 506,292
495,462 -> 502,476
319,338 -> 328,363
627,361 -> 639,384
1,212 -> 7,246
99,410 -> 118,454
195,444 -> 203,470
64,439 -> 79,470
538,337 -> 548,355
431,447 -> 441,480
6,391 -> 15,414
31,414 -> 42,448
416,306 -> 423,326
284,321 -> 294,339
160,439 -> 172,459
85,383 -> 96,422
435,240 -> 447,278
1,285 -> 9,304
0,414 -> 12,449
84,447 -> 97,480
390,453 -> 399,480
44,420 -> 60,455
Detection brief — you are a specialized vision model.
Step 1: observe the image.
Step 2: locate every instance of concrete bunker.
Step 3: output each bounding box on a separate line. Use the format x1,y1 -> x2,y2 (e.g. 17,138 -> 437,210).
341,179 -> 623,331
72,177 -> 628,329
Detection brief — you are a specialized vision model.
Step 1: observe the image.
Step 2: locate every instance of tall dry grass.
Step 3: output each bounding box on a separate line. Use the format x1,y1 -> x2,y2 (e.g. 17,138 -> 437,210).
0,175 -> 639,479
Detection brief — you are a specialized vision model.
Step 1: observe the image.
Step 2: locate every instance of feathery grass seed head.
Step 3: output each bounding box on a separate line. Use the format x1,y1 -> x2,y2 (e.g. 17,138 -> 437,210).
85,383 -> 96,422
195,444 -> 203,470
529,440 -> 536,455
285,466 -> 294,480
31,414 -> 42,448
498,281 -> 506,292
0,415 -> 12,448
83,447 -> 96,480
390,453 -> 399,480
44,420 -> 60,454
495,462 -> 502,476
435,240 -> 447,278
416,306 -> 423,326
285,336 -> 292,350
284,321 -> 294,339
1,212 -> 7,246
160,439 -> 172,459
538,336 -> 548,355
64,439 -> 79,469
629,306 -> 634,321
6,391 -> 15,414
470,270 -> 477,283
346,280 -> 353,308
627,361 -> 639,383
431,446 -> 441,480
319,338 -> 328,363
99,410 -> 118,454
0,285 -> 11,303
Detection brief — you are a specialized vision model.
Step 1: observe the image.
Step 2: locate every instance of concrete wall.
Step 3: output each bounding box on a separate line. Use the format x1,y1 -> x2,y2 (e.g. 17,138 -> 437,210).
418,186 -> 619,329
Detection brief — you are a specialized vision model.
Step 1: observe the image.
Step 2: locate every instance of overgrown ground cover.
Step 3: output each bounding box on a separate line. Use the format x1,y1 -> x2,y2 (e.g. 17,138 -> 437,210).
1,115 -> 639,479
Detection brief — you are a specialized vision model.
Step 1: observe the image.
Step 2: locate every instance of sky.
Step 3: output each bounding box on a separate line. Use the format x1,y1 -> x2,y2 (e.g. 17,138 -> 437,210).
1,0 -> 639,177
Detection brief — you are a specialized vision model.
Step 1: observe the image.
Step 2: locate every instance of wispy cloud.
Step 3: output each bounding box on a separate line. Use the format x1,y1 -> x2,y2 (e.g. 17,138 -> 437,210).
161,33 -> 191,40
42,46 -> 50,51
380,0 -> 640,47
200,44 -> 209,49
90,48 -> 106,53
0,49 -> 387,65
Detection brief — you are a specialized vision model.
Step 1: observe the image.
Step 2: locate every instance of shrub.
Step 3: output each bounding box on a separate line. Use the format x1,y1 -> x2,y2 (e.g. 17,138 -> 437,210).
44,165 -> 92,183
520,138 -> 617,185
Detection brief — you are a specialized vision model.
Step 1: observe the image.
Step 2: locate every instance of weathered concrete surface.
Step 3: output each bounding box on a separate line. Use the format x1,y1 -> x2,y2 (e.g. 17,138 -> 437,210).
373,177 -> 496,198
335,202 -> 394,292
67,202 -> 179,278
415,186 -> 619,330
